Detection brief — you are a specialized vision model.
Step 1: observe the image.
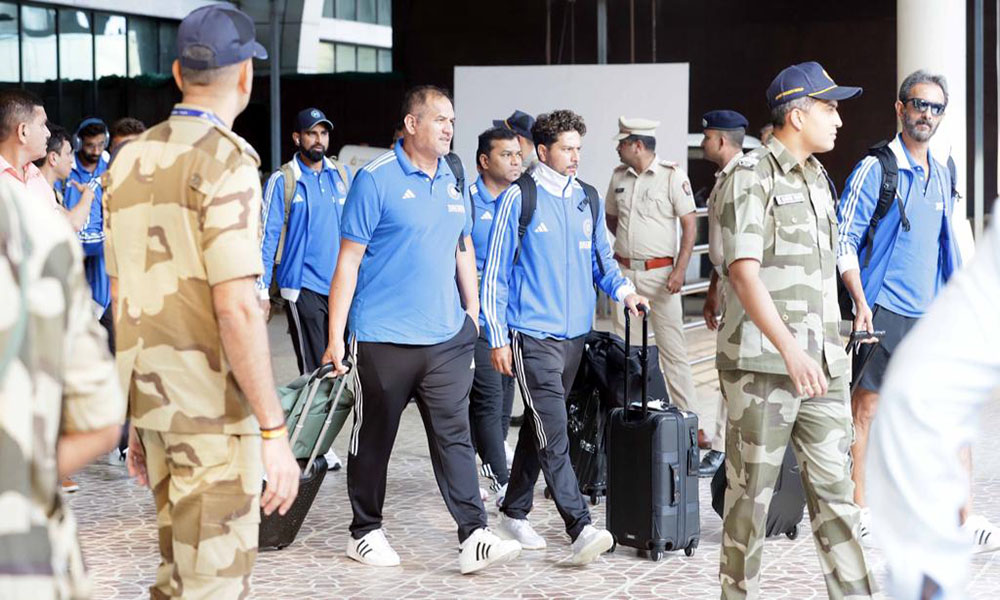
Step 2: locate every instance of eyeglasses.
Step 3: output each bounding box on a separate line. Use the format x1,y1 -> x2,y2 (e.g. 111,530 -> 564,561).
903,97 -> 947,117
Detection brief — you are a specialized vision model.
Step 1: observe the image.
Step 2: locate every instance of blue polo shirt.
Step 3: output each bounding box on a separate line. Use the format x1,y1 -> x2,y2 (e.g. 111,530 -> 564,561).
61,154 -> 110,309
470,176 -> 505,272
341,140 -> 472,344
876,143 -> 949,316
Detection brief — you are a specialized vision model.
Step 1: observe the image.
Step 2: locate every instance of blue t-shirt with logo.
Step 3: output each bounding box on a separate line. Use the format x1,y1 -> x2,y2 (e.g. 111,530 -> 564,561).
341,140 -> 473,344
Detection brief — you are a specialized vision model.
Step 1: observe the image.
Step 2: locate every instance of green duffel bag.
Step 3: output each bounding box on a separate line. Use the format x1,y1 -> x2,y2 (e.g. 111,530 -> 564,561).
279,363 -> 355,462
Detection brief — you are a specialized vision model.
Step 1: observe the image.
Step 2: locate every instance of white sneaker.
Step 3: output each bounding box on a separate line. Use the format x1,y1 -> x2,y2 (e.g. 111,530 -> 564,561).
569,525 -> 614,566
858,507 -> 876,548
479,487 -> 489,502
494,483 -> 508,510
346,529 -> 400,567
504,442 -> 515,469
459,528 -> 521,574
965,514 -> 1000,554
108,447 -> 127,466
325,448 -> 342,471
494,513 -> 546,550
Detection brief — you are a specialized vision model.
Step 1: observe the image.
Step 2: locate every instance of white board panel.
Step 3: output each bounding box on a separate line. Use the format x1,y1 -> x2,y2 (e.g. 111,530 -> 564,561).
453,63 -> 689,195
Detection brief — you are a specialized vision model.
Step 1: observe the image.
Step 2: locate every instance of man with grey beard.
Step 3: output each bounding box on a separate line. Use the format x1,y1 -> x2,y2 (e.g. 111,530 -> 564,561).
836,69 -> 965,547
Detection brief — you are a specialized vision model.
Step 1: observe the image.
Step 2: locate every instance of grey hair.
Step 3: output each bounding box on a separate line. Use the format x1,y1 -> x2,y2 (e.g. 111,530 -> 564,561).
899,69 -> 949,105
770,96 -> 816,128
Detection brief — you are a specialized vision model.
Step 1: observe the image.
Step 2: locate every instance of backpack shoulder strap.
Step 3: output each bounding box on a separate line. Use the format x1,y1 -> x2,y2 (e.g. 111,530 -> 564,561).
947,155 -> 959,200
513,172 -> 536,264
275,161 -> 298,265
326,156 -> 350,191
861,141 -> 907,268
576,178 -> 605,276
443,153 -> 471,251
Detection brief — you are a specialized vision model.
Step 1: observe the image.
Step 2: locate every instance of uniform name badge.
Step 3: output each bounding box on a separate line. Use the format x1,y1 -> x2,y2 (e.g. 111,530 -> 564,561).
774,193 -> 806,206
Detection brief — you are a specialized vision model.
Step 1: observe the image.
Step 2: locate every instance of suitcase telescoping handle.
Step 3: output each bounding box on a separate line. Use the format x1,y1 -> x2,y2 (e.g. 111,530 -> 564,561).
623,305 -> 649,421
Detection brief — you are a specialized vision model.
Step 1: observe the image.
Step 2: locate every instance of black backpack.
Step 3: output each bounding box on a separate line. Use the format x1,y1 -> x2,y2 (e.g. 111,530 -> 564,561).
837,140 -> 959,319
510,172 -> 605,275
443,152 -> 474,251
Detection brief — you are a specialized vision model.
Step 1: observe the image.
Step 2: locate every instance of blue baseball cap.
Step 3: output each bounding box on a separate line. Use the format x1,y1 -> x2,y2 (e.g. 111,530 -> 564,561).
493,110 -> 536,142
177,4 -> 267,70
701,110 -> 749,131
766,61 -> 862,109
295,107 -> 334,132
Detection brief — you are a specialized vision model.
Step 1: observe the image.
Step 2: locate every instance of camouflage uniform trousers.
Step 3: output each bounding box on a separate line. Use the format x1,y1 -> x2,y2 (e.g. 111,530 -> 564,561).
138,429 -> 262,600
718,370 -> 876,600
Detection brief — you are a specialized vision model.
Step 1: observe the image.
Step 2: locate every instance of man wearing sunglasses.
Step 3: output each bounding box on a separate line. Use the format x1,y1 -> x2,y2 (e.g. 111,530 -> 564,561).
837,69 -> 965,547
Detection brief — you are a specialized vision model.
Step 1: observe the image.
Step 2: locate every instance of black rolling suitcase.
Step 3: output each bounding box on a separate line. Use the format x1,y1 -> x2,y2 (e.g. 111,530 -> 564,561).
710,443 -> 805,539
708,334 -> 883,540
606,307 -> 700,561
259,363 -> 351,551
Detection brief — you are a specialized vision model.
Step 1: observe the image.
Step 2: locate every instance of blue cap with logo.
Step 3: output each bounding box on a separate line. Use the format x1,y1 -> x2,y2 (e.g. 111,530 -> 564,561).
295,107 -> 334,132
493,110 -> 536,142
765,61 -> 862,109
701,110 -> 749,131
177,4 -> 267,70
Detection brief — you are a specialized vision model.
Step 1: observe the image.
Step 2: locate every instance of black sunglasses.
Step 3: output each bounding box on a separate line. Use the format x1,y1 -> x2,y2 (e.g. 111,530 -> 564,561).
903,97 -> 947,117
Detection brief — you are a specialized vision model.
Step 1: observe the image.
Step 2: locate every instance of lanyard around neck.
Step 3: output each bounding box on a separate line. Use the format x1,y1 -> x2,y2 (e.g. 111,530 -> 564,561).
171,107 -> 227,129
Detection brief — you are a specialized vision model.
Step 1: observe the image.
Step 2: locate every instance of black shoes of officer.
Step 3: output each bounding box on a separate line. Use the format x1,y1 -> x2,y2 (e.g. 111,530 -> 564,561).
698,450 -> 725,478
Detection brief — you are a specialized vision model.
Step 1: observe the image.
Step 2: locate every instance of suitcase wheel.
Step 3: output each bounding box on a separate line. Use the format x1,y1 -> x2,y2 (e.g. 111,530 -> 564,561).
684,542 -> 695,557
608,538 -> 617,554
589,494 -> 602,506
650,550 -> 662,562
543,487 -> 552,500
786,525 -> 799,540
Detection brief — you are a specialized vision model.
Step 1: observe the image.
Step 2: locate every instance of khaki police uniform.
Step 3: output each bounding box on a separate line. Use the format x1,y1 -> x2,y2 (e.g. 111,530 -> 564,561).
716,136 -> 875,599
706,151 -> 742,454
607,116 -> 698,412
104,105 -> 265,599
0,178 -> 125,599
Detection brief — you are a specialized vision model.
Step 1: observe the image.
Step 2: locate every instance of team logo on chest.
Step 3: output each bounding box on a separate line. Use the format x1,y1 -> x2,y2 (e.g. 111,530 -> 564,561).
336,180 -> 346,195
448,183 -> 461,200
582,218 -> 593,237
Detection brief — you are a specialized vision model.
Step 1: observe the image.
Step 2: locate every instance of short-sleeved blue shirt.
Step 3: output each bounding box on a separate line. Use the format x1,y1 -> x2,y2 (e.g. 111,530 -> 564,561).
470,176 -> 505,273
341,140 -> 473,344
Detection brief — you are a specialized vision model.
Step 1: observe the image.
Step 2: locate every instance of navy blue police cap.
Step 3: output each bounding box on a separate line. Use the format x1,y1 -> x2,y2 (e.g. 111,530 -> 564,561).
295,108 -> 334,132
493,110 -> 536,142
765,61 -> 862,109
701,110 -> 749,131
177,4 -> 267,70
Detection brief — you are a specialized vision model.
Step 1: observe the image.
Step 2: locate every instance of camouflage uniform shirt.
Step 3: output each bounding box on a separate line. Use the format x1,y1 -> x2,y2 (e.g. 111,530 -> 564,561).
0,178 -> 124,598
103,104 -> 264,434
715,136 -> 848,377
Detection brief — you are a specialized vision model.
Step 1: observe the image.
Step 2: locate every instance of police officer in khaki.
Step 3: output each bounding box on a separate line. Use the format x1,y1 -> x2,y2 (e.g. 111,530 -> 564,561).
606,116 -> 699,419
103,6 -> 299,598
0,175 -> 124,600
715,62 -> 875,599
698,109 -> 749,478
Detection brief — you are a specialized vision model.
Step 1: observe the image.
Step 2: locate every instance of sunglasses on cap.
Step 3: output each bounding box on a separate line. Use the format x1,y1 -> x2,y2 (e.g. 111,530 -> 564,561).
903,97 -> 946,117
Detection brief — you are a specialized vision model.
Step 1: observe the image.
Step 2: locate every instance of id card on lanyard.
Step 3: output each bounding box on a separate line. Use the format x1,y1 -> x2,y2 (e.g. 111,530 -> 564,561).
170,107 -> 227,129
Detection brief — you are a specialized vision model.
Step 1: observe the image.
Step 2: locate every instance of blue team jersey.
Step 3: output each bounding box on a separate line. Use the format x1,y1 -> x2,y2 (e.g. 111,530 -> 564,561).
341,140 -> 473,344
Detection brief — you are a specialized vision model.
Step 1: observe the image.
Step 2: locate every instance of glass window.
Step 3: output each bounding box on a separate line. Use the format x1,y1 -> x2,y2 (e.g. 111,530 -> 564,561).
377,0 -> 391,26
335,43 -> 355,72
377,48 -> 392,73
358,0 -> 376,23
127,17 -> 157,76
357,46 -> 376,72
317,42 -> 335,73
59,9 -> 93,81
158,21 -> 178,73
0,3 -> 17,82
21,5 -> 56,83
95,14 -> 126,78
322,0 -> 335,18
336,0 -> 355,21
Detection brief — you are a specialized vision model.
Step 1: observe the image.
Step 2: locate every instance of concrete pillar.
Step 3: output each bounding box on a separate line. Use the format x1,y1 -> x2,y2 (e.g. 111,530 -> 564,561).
897,0 -> 976,257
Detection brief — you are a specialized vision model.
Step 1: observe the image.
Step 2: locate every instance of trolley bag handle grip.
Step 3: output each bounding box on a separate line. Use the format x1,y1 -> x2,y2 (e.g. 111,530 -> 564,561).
304,360 -> 354,475
623,305 -> 650,421
289,362 -> 340,450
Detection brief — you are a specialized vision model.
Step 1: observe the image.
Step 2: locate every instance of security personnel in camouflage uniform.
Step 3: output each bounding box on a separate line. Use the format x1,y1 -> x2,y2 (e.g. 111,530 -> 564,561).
606,116 -> 699,417
0,176 -> 124,599
715,62 -> 876,599
103,6 -> 299,598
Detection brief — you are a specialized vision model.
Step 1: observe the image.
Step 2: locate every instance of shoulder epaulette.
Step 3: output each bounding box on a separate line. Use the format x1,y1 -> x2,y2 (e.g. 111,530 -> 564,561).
659,160 -> 679,169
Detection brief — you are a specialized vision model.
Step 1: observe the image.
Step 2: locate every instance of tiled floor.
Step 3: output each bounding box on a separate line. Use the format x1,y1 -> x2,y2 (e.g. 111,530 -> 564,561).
69,316 -> 1000,599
